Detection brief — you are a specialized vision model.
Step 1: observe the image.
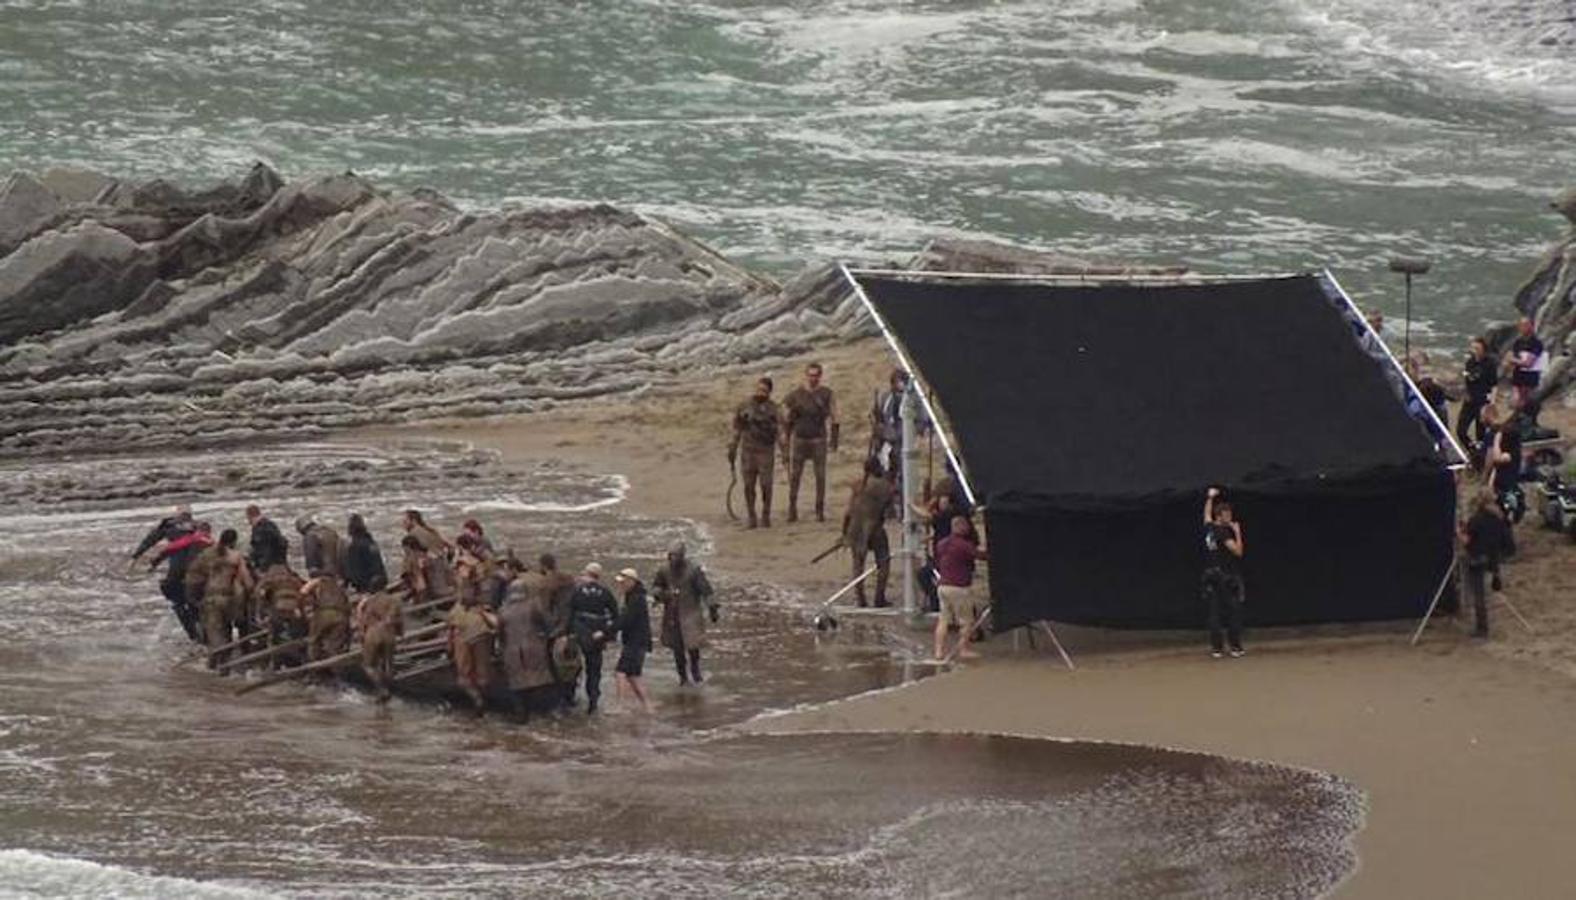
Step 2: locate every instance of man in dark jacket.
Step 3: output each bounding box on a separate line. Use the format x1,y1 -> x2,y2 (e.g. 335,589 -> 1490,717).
136,511 -> 204,641
1460,490 -> 1513,638
1458,337 -> 1496,454
342,513 -> 388,592
246,505 -> 288,571
569,562 -> 621,713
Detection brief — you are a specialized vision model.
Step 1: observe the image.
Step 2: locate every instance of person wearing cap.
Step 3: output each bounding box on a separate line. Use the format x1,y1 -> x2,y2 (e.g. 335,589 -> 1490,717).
652,542 -> 717,685
297,514 -> 343,581
613,568 -> 653,712
569,562 -> 621,713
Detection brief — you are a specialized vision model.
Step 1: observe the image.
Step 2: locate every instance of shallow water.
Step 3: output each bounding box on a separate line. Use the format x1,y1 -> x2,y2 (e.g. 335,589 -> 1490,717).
0,441 -> 1362,896
5,1 -> 1573,346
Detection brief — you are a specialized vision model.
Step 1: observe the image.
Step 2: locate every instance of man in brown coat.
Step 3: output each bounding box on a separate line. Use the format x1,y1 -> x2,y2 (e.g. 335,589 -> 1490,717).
842,456 -> 894,608
653,542 -> 717,685
729,376 -> 782,529
781,361 -> 839,522
497,564 -> 560,721
356,589 -> 404,702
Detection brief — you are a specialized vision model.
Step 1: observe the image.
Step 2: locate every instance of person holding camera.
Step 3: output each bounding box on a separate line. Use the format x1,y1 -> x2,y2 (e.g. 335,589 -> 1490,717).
1202,487 -> 1246,659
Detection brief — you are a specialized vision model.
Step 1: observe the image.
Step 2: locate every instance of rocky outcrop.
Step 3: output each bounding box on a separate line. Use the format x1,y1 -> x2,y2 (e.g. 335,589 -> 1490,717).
0,165 -> 881,456
1512,186 -> 1576,405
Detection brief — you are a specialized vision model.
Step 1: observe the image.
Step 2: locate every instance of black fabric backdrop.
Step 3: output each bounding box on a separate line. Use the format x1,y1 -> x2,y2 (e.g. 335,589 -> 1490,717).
855,273 -> 1456,629
857,274 -> 1442,504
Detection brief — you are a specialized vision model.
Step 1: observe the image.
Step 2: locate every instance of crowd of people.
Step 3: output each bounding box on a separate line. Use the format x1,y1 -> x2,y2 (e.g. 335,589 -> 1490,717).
731,361 -> 991,663
132,505 -> 717,719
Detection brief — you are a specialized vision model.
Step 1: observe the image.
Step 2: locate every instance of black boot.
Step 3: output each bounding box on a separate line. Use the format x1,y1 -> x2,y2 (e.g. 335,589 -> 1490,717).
689,650 -> 703,684
674,647 -> 690,685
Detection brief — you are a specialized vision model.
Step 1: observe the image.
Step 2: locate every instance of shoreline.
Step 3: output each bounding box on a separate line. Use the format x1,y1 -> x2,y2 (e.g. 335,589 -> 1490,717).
358,338 -> 1576,900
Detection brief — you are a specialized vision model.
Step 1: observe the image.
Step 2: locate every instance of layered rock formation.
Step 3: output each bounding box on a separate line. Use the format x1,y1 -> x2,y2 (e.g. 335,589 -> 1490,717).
0,165 -> 875,456
1512,186 -> 1576,405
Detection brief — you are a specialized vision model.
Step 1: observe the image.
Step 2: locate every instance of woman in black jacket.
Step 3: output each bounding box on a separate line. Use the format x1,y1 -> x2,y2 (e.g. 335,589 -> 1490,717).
1459,337 -> 1497,455
343,513 -> 389,592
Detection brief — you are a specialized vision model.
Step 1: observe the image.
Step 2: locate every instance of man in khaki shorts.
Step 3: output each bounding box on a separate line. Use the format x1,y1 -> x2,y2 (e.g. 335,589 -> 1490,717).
933,515 -> 987,661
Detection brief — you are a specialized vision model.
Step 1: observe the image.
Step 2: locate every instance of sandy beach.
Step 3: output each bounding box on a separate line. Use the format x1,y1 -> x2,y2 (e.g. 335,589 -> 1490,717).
365,338 -> 1576,899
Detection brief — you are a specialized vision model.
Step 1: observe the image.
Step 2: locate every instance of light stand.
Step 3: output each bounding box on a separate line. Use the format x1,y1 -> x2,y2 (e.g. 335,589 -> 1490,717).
1388,256 -> 1431,362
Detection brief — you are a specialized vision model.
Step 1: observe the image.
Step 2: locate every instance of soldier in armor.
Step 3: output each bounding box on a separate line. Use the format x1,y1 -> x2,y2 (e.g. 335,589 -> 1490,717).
780,361 -> 839,523
297,515 -> 343,580
301,574 -> 351,662
842,456 -> 894,608
255,563 -> 307,665
446,590 -> 498,713
203,529 -> 255,667
355,589 -> 404,702
729,376 -> 782,528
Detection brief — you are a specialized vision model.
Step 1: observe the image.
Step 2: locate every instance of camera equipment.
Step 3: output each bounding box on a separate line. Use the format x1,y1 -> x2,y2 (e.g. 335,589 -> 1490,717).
1387,256 -> 1431,360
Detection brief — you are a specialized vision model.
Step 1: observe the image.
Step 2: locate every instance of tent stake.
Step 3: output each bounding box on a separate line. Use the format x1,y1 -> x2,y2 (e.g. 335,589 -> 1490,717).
1410,558 -> 1459,646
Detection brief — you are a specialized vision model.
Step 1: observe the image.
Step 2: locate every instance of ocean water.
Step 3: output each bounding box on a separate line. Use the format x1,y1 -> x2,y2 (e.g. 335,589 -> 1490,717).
3,0 -> 1573,347
0,440 -> 1364,897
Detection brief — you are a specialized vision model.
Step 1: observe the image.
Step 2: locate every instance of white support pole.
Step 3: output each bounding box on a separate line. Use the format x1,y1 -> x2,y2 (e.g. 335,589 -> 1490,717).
818,566 -> 879,615
838,263 -> 979,508
900,380 -> 920,621
1035,621 -> 1077,671
1410,558 -> 1459,646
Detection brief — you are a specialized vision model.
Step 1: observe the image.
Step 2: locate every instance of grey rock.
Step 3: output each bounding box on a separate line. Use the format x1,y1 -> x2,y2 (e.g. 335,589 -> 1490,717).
0,165 -> 1169,456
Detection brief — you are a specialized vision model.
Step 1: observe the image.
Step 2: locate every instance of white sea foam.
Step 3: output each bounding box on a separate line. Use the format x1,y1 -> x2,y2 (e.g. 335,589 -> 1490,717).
0,849 -> 275,900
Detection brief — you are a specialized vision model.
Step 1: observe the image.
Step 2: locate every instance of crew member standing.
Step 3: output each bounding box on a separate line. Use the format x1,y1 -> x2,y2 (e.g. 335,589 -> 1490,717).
841,456 -> 893,608
1460,490 -> 1512,639
613,568 -> 654,712
569,562 -> 620,714
781,361 -> 839,523
1202,487 -> 1246,659
933,516 -> 987,662
729,376 -> 781,529
1505,317 -> 1544,410
1458,337 -> 1496,454
653,542 -> 717,685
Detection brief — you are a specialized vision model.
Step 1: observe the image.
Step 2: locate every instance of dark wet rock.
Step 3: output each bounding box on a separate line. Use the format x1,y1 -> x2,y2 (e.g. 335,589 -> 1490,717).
0,165 -> 883,455
1508,186 -> 1576,405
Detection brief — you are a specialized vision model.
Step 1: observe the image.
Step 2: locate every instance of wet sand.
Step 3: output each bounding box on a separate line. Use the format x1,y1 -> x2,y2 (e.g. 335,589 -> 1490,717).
368,338 -> 1576,900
